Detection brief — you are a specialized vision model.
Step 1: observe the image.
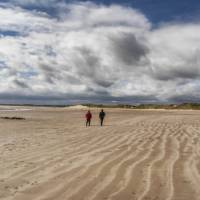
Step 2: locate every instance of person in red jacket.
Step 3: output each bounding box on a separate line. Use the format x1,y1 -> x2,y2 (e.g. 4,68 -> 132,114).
85,110 -> 92,127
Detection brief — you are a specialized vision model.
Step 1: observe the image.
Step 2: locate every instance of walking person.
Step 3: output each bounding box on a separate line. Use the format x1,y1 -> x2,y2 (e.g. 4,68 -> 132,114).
85,110 -> 92,127
99,109 -> 106,126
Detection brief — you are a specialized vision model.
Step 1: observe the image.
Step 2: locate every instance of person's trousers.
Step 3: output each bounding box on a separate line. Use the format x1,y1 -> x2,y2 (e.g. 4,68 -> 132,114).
86,119 -> 91,126
100,118 -> 104,126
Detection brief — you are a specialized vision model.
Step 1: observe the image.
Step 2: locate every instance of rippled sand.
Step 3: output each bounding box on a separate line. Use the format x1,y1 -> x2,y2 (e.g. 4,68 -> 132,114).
0,107 -> 200,200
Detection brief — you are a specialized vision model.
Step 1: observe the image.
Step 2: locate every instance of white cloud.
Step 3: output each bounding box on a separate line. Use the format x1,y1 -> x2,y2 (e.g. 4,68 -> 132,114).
0,2 -> 200,103
149,24 -> 200,79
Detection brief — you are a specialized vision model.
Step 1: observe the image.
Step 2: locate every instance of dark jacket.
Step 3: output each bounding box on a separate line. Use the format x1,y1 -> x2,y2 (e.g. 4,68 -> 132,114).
86,112 -> 92,120
99,111 -> 105,119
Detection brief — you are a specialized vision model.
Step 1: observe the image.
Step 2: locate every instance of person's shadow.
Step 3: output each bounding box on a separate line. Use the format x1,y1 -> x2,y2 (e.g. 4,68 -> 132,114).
89,124 -> 112,127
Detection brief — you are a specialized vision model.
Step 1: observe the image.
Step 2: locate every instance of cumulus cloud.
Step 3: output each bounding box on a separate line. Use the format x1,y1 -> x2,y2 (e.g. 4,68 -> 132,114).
0,1 -> 200,104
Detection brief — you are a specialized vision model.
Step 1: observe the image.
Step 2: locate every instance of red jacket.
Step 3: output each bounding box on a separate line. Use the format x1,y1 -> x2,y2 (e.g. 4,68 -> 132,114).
86,112 -> 92,120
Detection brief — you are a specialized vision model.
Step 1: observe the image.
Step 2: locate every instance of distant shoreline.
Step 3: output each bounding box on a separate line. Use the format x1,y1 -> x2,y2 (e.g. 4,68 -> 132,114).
1,103 -> 200,110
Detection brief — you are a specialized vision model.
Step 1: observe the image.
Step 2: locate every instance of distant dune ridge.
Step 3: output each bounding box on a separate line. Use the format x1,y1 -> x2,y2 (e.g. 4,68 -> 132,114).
65,105 -> 89,110
82,103 -> 200,110
0,108 -> 200,200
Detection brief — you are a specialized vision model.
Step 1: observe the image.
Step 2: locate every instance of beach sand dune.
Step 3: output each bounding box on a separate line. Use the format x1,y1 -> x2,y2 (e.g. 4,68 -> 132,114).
0,108 -> 200,200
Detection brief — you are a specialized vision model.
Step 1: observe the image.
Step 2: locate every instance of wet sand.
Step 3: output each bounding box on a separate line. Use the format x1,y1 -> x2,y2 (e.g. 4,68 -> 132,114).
0,107 -> 200,200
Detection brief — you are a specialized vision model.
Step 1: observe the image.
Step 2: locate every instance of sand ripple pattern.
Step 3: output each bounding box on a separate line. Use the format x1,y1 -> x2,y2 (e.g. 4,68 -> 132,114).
0,109 -> 200,200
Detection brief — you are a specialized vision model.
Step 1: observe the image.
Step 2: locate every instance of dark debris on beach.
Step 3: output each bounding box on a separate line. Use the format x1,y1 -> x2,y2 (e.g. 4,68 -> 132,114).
0,117 -> 25,120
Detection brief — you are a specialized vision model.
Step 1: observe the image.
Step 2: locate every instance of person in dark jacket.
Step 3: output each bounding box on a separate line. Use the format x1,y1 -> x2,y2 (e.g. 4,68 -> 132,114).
85,110 -> 92,127
99,109 -> 106,126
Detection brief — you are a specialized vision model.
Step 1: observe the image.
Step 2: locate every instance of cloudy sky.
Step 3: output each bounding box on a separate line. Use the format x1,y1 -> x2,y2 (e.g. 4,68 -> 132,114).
0,0 -> 200,105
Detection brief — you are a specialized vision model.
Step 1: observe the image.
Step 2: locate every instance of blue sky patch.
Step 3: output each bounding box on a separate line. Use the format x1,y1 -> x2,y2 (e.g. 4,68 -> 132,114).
2,0 -> 200,24
0,30 -> 21,37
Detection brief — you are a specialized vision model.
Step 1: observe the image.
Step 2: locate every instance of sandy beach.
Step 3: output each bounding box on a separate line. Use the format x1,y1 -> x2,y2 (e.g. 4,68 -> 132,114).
0,107 -> 200,200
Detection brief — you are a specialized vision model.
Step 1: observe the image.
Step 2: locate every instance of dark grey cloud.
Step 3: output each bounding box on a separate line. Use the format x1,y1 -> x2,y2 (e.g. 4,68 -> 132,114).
75,47 -> 116,88
111,33 -> 149,66
13,79 -> 29,88
168,94 -> 200,104
0,92 -> 159,105
151,67 -> 200,81
76,47 -> 100,78
65,75 -> 82,85
39,64 -> 58,84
